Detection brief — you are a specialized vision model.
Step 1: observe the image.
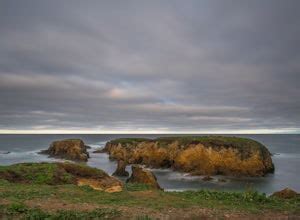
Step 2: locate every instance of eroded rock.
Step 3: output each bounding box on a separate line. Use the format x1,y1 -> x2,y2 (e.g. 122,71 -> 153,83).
41,139 -> 89,161
113,160 -> 129,177
126,165 -> 161,189
271,188 -> 299,199
104,136 -> 275,177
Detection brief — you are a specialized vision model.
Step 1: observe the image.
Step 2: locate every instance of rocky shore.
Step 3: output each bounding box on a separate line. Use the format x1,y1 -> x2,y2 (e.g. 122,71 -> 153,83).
102,136 -> 275,177
0,162 -> 299,219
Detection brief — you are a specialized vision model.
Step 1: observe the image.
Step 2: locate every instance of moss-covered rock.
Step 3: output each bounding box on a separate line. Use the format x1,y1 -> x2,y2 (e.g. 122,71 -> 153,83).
271,188 -> 299,199
0,162 -> 123,192
41,139 -> 89,161
103,136 -> 274,177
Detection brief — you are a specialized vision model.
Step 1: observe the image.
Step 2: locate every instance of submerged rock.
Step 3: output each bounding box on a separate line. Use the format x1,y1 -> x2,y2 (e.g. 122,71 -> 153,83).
126,165 -> 161,189
41,139 -> 89,161
113,160 -> 129,177
93,148 -> 106,153
0,151 -> 10,154
271,188 -> 299,199
103,136 -> 275,177
0,162 -> 123,192
218,178 -> 227,182
202,176 -> 213,181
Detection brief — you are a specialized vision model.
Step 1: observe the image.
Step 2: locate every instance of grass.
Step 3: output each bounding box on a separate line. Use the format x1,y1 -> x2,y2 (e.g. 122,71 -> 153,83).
0,202 -> 120,219
0,162 -> 299,218
0,162 -> 108,185
0,180 -> 299,215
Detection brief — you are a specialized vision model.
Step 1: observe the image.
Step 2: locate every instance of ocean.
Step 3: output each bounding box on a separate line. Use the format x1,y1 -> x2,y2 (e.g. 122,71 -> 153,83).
0,134 -> 299,194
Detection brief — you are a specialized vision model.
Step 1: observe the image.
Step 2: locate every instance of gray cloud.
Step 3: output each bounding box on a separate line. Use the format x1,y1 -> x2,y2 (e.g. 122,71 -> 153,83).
0,0 -> 300,133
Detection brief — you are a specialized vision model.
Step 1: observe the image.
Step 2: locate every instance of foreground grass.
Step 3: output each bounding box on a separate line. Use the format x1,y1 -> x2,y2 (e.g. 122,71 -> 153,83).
0,179 -> 299,219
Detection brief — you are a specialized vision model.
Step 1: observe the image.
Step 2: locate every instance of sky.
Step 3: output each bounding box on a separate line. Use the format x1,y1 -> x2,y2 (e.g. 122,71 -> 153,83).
0,0 -> 300,134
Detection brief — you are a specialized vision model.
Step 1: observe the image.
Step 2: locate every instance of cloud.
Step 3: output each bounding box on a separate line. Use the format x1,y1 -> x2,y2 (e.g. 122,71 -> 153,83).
0,0 -> 299,133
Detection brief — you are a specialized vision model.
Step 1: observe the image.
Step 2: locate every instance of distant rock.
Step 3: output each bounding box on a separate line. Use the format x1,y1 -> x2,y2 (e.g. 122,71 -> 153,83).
104,136 -> 275,177
40,139 -> 89,161
0,151 -> 10,154
271,188 -> 299,199
218,178 -> 227,182
202,176 -> 213,181
93,148 -> 106,153
126,165 -> 161,190
113,160 -> 129,177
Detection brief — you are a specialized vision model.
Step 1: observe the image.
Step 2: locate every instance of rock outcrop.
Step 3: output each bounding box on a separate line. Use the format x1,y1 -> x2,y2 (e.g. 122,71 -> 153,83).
41,139 -> 89,161
0,151 -> 10,154
271,188 -> 299,199
112,160 -> 129,177
0,162 -> 123,192
126,165 -> 161,189
103,136 -> 275,177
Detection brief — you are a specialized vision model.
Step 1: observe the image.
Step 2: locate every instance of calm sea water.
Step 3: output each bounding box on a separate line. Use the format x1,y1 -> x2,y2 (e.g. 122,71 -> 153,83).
0,134 -> 299,194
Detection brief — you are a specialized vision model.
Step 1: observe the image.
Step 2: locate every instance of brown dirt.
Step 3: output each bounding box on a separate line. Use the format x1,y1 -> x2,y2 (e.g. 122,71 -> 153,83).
21,198 -> 300,220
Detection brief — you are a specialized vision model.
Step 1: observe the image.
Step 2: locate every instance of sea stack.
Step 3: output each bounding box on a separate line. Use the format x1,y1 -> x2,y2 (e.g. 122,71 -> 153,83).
113,160 -> 129,177
126,165 -> 161,189
103,136 -> 274,177
41,139 -> 90,162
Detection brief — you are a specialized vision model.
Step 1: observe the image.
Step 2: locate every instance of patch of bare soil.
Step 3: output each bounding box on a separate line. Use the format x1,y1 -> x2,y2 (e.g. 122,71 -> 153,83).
23,199 -> 300,220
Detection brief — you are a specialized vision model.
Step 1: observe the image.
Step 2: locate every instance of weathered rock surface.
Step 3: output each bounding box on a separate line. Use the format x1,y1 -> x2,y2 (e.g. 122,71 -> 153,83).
271,188 -> 299,199
41,139 -> 89,161
126,165 -> 161,189
112,160 -> 129,177
0,162 -> 123,192
103,136 -> 275,177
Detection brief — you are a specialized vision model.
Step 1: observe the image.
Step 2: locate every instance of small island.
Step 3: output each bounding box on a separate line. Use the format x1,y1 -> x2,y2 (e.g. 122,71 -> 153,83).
103,136 -> 275,177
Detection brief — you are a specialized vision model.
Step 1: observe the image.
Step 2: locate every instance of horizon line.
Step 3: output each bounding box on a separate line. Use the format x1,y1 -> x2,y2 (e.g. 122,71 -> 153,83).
0,128 -> 299,135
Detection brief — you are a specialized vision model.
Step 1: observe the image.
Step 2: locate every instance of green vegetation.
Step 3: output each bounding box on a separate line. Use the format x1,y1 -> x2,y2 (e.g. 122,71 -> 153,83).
0,180 -> 299,216
0,202 -> 120,219
0,162 -> 108,185
0,162 -> 298,219
110,138 -> 151,145
110,136 -> 265,151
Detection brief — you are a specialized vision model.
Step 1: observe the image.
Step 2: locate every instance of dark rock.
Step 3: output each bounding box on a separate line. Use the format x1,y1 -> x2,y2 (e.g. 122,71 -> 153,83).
202,176 -> 213,181
218,178 -> 227,182
126,165 -> 162,190
113,160 -> 129,177
93,148 -> 106,153
42,139 -> 89,161
0,151 -> 10,154
271,188 -> 299,199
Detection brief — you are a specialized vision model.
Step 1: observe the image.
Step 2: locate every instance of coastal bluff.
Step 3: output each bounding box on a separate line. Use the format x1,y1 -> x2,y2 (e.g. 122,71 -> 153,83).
102,136 -> 274,177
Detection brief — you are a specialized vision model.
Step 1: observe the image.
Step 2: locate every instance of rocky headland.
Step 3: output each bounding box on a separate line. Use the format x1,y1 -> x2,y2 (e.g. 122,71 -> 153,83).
102,136 -> 274,177
40,139 -> 90,161
0,162 -> 123,192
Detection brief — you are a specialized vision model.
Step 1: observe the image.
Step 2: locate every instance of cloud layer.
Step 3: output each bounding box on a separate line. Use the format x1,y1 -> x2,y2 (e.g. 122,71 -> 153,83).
0,0 -> 300,133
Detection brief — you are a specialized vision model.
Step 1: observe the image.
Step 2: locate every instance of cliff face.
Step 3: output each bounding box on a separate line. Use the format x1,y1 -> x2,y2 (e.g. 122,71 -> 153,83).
103,136 -> 274,177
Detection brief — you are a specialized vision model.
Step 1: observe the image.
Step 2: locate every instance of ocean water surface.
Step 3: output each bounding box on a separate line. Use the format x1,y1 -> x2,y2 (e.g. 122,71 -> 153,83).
0,134 -> 299,194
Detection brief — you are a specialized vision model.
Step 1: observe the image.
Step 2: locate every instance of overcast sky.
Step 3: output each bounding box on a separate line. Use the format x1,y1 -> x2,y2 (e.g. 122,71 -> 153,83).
0,0 -> 299,134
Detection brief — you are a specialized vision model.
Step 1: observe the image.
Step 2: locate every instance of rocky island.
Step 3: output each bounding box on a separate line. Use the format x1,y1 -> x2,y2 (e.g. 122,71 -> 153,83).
103,136 -> 274,177
40,139 -> 90,161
